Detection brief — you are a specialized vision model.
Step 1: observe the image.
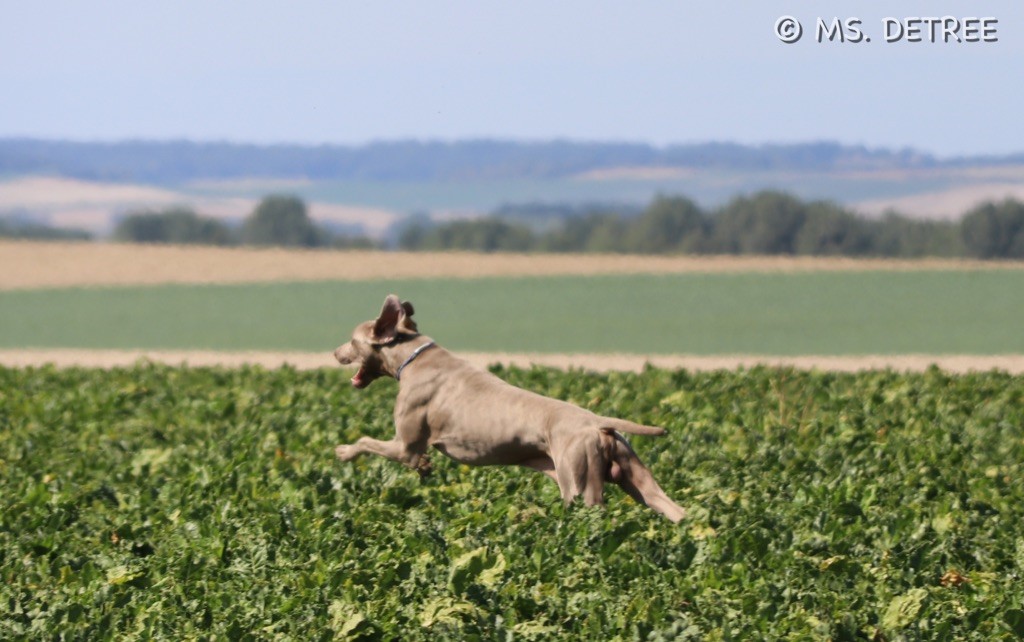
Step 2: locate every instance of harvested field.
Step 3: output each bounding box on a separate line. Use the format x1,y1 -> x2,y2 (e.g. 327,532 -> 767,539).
0,177 -> 397,236
855,182 -> 1024,220
3,349 -> 1024,374
2,240 -> 1023,291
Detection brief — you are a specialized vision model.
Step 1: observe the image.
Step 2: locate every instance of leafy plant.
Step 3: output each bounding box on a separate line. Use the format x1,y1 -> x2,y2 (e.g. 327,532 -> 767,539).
1,364 -> 1023,639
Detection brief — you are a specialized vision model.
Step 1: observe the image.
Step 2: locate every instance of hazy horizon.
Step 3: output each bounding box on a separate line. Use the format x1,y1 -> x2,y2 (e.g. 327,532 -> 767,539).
0,136 -> 1016,162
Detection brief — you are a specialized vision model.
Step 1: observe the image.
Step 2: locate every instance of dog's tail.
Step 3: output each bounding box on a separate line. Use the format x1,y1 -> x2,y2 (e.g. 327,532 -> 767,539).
599,417 -> 666,437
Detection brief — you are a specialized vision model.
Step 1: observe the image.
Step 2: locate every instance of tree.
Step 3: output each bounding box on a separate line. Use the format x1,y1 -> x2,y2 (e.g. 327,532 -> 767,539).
872,213 -> 963,258
961,199 -> 1024,259
397,223 -> 429,250
583,216 -> 628,253
241,195 -> 322,247
0,217 -> 92,241
399,218 -> 535,252
113,207 -> 232,245
540,213 -> 625,252
709,191 -> 807,254
625,196 -> 705,253
793,202 -> 872,256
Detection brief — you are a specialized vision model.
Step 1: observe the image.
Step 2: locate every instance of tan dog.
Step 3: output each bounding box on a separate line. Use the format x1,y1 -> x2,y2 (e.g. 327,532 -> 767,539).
333,294 -> 686,522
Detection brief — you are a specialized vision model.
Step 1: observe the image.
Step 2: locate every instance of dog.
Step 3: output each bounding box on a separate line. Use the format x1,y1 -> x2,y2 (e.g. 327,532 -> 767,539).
333,294 -> 686,522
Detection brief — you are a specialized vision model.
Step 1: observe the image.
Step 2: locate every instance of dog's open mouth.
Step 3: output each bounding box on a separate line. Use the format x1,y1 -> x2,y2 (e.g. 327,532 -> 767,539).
351,364 -> 370,388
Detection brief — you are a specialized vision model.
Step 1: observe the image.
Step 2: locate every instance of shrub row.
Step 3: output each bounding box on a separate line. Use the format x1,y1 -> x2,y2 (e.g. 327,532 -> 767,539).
399,192 -> 1024,258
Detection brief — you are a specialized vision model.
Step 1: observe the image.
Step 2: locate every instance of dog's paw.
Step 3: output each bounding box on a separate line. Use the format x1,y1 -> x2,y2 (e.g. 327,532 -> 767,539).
334,445 -> 357,461
416,455 -> 433,479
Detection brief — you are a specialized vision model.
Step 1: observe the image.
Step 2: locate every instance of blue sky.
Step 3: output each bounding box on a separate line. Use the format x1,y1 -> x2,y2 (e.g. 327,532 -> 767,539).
2,1 -> 1021,156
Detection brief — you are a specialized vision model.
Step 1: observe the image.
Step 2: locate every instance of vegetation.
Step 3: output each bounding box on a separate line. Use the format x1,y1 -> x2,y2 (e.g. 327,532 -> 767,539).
15,181 -> 1024,259
0,217 -> 91,241
240,195 -> 324,247
2,364 -> 1023,639
401,193 -> 1024,259
112,207 -> 233,246
112,196 -> 375,249
960,199 -> 1024,259
3,271 -> 1024,354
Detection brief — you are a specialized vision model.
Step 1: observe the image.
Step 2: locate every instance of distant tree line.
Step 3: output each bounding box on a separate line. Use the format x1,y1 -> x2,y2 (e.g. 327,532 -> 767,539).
9,190 -> 1024,259
6,138 -> 1023,183
0,217 -> 92,241
399,191 -> 1024,259
111,195 -> 376,249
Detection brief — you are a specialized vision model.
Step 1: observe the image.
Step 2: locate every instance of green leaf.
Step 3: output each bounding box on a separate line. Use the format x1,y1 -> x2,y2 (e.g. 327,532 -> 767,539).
419,597 -> 479,628
1005,609 -> 1024,639
511,620 -> 559,638
449,546 -> 503,593
882,588 -> 928,631
106,565 -> 143,586
478,551 -> 506,588
328,600 -> 370,639
131,447 -> 173,476
660,390 -> 692,408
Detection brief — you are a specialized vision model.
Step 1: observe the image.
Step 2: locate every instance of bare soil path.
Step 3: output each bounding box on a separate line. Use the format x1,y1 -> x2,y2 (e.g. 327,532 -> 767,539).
3,349 -> 1022,374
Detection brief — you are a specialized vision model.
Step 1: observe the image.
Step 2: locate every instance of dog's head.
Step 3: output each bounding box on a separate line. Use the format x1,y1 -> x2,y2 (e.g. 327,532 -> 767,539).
334,294 -> 419,388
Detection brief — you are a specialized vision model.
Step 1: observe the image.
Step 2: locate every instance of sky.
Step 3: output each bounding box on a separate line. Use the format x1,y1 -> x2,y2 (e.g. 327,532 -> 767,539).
1,1 -> 1022,157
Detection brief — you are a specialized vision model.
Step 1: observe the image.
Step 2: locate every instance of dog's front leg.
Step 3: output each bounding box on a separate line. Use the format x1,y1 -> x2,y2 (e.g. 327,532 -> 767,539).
335,437 -> 429,474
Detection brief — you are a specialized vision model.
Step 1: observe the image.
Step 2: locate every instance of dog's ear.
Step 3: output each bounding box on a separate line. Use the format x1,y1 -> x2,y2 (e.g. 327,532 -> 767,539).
399,300 -> 418,333
372,294 -> 404,344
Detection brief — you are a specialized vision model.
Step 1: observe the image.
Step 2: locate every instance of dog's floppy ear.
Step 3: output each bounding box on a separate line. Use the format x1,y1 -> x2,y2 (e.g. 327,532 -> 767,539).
372,294 -> 404,344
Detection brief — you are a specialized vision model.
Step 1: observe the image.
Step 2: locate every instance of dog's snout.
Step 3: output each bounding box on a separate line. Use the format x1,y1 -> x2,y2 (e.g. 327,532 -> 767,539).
334,346 -> 349,364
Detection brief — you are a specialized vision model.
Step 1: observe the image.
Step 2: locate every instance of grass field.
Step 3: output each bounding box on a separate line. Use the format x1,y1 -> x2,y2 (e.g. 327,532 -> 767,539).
2,271 -> 1023,355
3,364 -> 1023,639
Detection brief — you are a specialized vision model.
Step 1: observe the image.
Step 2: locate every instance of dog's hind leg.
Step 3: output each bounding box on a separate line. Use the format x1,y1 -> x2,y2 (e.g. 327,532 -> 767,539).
603,431 -> 686,523
553,460 -> 582,505
582,441 -> 607,506
552,442 -> 591,506
552,434 -> 607,507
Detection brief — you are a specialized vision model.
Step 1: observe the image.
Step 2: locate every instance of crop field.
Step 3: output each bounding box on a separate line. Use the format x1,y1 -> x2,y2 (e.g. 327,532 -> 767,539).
7,242 -> 1011,291
2,364 -> 1024,639
2,271 -> 1024,356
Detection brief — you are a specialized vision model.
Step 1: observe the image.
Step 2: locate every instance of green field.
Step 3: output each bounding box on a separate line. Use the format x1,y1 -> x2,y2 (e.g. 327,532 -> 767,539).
3,364 -> 1024,639
1,271 -> 1023,354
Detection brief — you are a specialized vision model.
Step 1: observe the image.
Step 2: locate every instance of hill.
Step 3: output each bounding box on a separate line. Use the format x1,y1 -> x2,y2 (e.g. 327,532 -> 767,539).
4,138 -> 1020,185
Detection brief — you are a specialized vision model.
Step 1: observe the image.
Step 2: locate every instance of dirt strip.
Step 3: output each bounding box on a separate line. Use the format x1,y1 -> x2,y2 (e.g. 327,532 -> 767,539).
3,241 -> 1023,290
2,349 -> 1023,374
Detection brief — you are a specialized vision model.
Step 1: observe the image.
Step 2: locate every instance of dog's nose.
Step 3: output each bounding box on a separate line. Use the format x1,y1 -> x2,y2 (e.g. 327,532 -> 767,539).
334,347 -> 348,363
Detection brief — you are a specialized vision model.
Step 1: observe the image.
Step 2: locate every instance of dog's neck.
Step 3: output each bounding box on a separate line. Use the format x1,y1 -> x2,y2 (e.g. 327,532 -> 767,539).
380,335 -> 436,380
395,341 -> 436,381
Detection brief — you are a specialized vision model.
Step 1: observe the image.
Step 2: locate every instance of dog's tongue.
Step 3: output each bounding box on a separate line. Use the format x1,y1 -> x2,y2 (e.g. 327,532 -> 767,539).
351,365 -> 368,388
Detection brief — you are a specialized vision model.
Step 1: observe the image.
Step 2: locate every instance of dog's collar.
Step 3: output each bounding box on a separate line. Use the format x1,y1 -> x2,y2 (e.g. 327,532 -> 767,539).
395,341 -> 436,381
